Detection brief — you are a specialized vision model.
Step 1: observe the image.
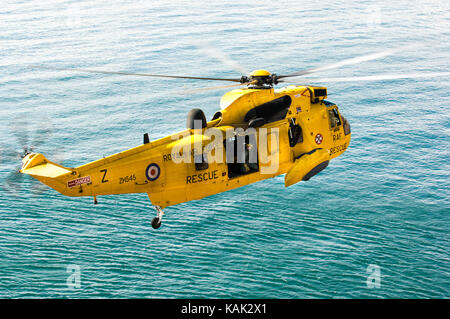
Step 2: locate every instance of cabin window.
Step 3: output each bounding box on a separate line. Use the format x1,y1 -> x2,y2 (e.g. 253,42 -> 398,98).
328,107 -> 342,129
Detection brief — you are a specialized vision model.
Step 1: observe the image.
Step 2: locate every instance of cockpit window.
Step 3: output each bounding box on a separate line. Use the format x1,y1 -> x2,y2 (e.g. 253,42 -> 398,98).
328,108 -> 342,128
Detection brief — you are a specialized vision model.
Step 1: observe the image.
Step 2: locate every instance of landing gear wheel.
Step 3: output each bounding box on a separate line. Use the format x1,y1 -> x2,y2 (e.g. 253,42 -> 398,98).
151,205 -> 164,229
151,217 -> 162,229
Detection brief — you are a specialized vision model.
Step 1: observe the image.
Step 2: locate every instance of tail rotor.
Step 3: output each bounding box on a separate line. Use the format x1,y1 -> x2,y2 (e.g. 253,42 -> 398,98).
0,117 -> 62,197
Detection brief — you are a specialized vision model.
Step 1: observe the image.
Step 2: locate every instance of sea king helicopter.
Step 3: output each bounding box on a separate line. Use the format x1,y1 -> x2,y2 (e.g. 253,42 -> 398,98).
19,48 -> 450,229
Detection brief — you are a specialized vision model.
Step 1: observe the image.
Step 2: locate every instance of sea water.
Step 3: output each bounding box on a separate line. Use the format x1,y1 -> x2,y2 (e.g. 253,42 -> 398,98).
0,0 -> 448,298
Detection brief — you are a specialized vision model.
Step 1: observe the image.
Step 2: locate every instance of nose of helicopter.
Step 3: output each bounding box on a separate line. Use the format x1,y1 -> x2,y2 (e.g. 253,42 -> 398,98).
341,115 -> 351,135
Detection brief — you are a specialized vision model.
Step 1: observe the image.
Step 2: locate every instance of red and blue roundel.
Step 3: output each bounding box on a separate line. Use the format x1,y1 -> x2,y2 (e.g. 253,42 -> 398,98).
146,163 -> 160,181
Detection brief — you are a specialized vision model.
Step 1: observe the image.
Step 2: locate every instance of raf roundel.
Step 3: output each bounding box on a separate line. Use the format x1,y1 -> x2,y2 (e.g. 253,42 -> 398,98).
315,133 -> 323,145
146,163 -> 160,181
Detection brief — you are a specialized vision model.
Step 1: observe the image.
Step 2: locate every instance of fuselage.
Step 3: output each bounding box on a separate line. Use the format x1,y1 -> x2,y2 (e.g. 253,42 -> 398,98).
21,85 -> 351,208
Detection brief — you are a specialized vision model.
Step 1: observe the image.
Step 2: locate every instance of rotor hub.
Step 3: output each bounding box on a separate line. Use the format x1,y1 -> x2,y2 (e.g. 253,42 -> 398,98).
241,70 -> 278,88
22,146 -> 33,158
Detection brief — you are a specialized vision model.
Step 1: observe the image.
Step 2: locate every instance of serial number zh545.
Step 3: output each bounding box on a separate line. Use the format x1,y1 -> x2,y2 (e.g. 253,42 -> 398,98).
119,174 -> 136,184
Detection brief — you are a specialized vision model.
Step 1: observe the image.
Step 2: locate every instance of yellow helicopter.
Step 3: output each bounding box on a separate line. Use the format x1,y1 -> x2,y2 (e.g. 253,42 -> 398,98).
19,50 -> 449,229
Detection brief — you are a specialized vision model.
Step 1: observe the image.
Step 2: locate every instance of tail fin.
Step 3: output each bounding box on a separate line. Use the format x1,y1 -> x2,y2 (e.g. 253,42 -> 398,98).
20,153 -> 73,194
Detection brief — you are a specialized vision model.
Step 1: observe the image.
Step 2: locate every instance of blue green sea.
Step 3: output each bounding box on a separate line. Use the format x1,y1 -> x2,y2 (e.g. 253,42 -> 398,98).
0,0 -> 449,298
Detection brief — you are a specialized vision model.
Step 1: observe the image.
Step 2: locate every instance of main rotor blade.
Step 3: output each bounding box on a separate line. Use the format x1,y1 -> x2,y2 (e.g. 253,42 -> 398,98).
278,46 -> 413,79
288,72 -> 450,83
196,41 -> 249,75
30,65 -> 242,82
176,81 -> 257,95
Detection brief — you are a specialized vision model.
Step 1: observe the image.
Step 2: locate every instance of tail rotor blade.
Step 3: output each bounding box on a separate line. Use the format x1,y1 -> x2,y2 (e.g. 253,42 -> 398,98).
3,170 -> 23,196
0,149 -> 21,162
10,118 -> 29,150
31,182 -> 48,196
31,121 -> 53,149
